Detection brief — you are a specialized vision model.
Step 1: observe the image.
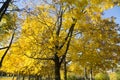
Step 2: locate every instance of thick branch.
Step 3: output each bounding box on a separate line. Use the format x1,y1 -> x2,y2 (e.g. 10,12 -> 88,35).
60,19 -> 77,64
0,30 -> 15,67
56,8 -> 63,36
24,53 -> 54,60
59,25 -> 73,50
59,19 -> 77,50
0,0 -> 12,21
0,0 -> 11,13
58,8 -> 85,50
55,5 -> 63,53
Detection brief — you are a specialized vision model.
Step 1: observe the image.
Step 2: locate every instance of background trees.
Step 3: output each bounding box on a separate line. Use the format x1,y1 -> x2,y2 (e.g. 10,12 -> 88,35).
68,17 -> 120,79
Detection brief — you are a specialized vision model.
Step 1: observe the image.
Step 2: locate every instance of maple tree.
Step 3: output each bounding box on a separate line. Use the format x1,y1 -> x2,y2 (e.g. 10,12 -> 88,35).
0,0 -> 120,80
68,17 -> 120,79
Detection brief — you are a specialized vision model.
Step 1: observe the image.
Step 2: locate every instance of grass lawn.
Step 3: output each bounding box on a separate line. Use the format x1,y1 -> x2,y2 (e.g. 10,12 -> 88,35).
0,77 -> 16,80
0,77 -> 30,80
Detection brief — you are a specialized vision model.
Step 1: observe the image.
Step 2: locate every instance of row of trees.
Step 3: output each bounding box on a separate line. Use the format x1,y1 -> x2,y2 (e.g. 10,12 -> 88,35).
0,0 -> 120,80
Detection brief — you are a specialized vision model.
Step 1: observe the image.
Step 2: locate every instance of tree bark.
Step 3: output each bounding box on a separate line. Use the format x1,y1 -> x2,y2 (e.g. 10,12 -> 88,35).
90,68 -> 93,80
64,57 -> 67,80
22,75 -> 25,80
35,75 -> 39,80
55,62 -> 60,80
54,54 -> 61,80
0,0 -> 12,21
0,31 -> 15,67
16,73 -> 20,80
84,67 -> 88,80
12,74 -> 15,80
28,75 -> 30,80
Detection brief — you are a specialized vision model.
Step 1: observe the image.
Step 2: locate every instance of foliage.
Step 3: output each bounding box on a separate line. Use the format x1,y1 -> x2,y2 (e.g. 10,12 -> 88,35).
109,72 -> 120,80
68,17 -> 119,74
0,13 -> 17,45
67,75 -> 79,80
0,0 -> 120,80
95,73 -> 110,80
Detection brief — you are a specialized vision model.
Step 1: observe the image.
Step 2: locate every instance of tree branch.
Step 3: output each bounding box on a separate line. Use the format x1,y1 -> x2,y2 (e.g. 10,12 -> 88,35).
59,18 -> 77,50
0,46 -> 9,50
56,5 -> 63,36
60,19 -> 77,65
0,30 -> 15,67
0,0 -> 12,21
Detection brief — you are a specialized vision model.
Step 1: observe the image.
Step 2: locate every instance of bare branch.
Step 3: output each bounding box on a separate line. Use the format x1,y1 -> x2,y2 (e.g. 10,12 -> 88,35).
0,0 -> 12,21
0,30 -> 15,67
0,46 -> 9,50
60,19 -> 77,64
56,4 -> 63,36
59,19 -> 77,50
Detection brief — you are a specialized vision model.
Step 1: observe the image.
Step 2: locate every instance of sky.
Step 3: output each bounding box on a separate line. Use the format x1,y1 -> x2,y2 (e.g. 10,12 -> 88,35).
12,0 -> 120,25
103,6 -> 120,24
15,0 -> 120,24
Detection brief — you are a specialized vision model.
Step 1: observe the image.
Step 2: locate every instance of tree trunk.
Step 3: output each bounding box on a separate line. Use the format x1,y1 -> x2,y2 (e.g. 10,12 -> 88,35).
54,54 -> 61,80
55,62 -> 60,80
112,67 -> 114,72
47,74 -> 51,80
12,74 -> 15,80
22,75 -> 25,80
64,57 -> 67,80
16,73 -> 20,80
90,68 -> 93,80
28,75 -> 30,80
84,67 -> 88,80
35,75 -> 39,80
39,76 -> 42,80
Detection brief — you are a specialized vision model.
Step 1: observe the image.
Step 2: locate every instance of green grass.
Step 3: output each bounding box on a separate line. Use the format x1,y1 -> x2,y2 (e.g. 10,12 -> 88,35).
0,77 -> 16,80
0,77 -> 30,80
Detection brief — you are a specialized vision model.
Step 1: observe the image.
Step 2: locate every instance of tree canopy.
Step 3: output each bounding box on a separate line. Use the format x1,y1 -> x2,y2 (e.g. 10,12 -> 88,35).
0,0 -> 120,80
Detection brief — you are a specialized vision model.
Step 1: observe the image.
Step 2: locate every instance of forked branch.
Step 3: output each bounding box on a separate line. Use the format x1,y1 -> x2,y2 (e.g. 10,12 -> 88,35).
0,30 -> 15,67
